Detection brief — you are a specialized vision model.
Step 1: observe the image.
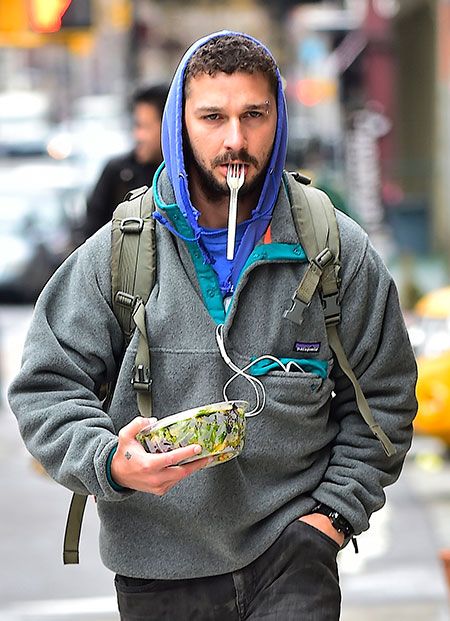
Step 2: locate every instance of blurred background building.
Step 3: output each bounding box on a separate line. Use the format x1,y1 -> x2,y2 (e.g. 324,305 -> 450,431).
0,0 -> 449,305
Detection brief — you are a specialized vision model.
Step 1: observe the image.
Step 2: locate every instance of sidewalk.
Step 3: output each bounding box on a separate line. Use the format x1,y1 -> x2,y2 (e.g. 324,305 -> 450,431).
340,441 -> 450,620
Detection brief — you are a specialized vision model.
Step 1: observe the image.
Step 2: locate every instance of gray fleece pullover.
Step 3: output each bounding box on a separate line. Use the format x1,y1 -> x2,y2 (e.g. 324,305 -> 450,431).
8,178 -> 417,579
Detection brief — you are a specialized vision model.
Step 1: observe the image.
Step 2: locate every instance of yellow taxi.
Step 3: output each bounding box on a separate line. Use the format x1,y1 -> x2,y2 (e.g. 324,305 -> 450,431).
408,287 -> 450,445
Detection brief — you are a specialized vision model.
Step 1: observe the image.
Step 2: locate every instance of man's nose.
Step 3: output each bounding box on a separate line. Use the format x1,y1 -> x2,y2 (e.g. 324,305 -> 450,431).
223,118 -> 246,152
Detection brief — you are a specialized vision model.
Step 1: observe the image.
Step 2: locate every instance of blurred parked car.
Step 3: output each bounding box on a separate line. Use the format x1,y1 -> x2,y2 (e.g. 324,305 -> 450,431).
0,163 -> 86,303
0,91 -> 52,157
408,286 -> 450,446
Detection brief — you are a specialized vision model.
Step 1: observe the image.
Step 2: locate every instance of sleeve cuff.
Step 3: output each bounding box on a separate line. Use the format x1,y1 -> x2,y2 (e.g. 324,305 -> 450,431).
106,445 -> 129,493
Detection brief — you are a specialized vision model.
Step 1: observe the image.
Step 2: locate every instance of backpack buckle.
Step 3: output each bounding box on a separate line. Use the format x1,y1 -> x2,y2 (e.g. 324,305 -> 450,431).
313,248 -> 334,269
283,296 -> 309,325
120,217 -> 144,233
115,291 -> 138,309
131,364 -> 152,392
322,292 -> 341,326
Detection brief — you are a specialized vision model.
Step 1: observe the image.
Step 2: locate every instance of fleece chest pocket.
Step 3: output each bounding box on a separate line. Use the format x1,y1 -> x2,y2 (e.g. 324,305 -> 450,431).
243,367 -> 337,464
260,363 -> 333,409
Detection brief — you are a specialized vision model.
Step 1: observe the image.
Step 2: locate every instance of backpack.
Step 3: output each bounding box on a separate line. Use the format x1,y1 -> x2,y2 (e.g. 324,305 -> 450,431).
62,171 -> 395,564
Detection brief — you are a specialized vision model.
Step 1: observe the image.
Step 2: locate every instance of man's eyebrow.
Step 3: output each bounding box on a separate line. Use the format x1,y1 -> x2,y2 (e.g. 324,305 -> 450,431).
194,106 -> 223,114
194,102 -> 271,114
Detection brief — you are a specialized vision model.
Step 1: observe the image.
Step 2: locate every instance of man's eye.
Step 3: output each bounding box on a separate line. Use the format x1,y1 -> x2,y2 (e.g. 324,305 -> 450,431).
203,114 -> 221,121
245,111 -> 263,119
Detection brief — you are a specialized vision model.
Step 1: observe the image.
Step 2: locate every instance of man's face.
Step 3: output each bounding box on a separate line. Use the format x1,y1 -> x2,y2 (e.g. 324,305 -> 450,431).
133,102 -> 162,164
184,71 -> 277,198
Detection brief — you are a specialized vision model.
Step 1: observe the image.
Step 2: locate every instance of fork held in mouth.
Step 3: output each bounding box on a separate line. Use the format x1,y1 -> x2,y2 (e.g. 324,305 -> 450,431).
226,163 -> 245,261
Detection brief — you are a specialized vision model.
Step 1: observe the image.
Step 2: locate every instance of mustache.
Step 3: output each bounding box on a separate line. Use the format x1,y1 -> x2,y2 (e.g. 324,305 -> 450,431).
212,150 -> 259,169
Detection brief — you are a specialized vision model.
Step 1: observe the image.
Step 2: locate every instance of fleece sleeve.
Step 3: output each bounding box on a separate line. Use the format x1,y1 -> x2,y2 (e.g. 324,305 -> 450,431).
7,227 -> 134,501
312,214 -> 418,535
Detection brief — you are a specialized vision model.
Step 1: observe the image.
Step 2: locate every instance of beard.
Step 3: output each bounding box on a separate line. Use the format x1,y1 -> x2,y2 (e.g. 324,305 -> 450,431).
185,141 -> 268,201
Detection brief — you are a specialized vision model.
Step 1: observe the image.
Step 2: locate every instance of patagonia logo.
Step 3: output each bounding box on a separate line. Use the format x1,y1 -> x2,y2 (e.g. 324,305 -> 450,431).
293,341 -> 321,354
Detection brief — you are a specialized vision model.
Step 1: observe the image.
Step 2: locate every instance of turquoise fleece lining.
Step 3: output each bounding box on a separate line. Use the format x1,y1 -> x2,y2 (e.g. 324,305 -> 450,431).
159,203 -> 226,324
249,357 -> 328,378
161,211 -> 307,325
106,444 -> 128,492
242,242 -> 306,269
153,167 -> 307,323
223,243 -> 307,320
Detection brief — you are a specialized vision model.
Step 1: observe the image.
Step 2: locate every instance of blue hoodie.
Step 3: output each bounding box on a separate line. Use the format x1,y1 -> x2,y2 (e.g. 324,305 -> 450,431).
156,30 -> 288,295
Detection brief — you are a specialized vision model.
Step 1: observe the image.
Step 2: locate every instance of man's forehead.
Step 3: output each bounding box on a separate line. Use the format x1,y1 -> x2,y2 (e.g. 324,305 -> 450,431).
185,72 -> 275,107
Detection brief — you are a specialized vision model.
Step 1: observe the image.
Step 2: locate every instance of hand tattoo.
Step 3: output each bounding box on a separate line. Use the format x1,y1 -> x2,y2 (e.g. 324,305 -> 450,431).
125,451 -> 132,461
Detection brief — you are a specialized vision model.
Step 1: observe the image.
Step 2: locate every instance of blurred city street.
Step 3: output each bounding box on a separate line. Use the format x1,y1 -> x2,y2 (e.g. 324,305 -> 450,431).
1,306 -> 449,620
1,0 -> 450,619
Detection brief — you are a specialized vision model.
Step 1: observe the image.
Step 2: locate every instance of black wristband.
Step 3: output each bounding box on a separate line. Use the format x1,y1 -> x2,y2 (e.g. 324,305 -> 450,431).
311,503 -> 353,538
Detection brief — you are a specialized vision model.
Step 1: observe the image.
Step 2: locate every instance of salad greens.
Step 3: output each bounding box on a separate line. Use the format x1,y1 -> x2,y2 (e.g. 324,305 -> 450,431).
136,402 -> 246,467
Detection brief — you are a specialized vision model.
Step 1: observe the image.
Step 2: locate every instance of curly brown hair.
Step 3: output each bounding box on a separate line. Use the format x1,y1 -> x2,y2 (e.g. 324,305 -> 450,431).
184,34 -> 278,96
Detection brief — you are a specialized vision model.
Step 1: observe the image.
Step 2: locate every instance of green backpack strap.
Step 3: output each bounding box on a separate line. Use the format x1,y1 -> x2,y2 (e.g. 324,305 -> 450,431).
63,185 -> 157,565
63,493 -> 88,564
283,172 -> 341,328
111,185 -> 156,419
284,172 -> 396,458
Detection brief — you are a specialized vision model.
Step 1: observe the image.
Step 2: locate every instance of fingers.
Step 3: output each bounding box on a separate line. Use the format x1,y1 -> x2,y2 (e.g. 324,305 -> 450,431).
118,416 -> 158,448
118,416 -> 157,443
114,419 -> 212,496
149,454 -> 213,496
159,444 -> 203,467
176,455 -> 214,475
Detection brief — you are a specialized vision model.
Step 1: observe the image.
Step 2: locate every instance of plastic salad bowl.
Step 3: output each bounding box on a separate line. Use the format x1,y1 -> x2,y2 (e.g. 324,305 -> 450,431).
136,400 -> 248,467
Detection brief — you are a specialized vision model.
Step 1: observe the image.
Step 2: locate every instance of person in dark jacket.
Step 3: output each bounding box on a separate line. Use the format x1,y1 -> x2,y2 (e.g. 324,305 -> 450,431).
83,84 -> 168,239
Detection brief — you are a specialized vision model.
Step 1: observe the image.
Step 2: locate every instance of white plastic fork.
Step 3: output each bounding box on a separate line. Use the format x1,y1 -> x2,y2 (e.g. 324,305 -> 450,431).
226,163 -> 245,260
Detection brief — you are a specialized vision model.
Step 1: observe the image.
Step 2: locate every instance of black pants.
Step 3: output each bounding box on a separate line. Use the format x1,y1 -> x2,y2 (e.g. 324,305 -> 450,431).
115,519 -> 341,620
